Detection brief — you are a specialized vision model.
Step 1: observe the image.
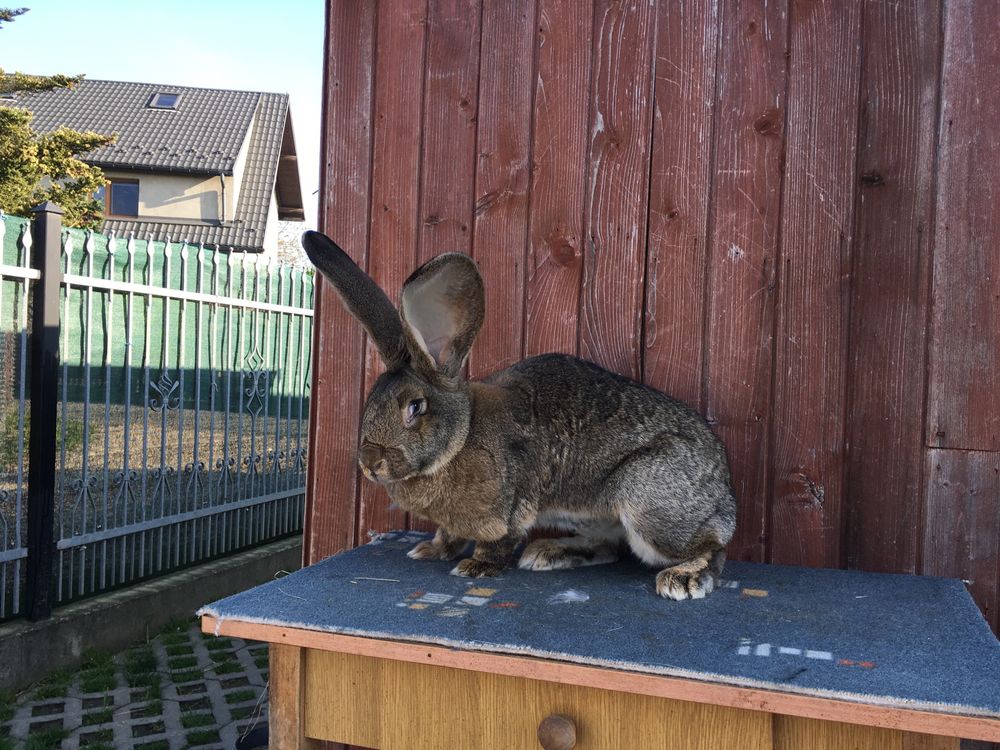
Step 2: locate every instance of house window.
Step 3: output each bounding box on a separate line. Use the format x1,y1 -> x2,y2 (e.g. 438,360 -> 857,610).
147,92 -> 180,109
105,179 -> 140,217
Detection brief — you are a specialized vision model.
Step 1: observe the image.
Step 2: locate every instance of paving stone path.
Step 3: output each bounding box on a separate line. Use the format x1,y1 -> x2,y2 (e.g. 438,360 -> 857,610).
0,622 -> 268,750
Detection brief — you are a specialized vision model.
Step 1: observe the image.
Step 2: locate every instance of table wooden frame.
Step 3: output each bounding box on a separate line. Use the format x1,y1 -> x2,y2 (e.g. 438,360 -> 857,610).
201,615 -> 1000,749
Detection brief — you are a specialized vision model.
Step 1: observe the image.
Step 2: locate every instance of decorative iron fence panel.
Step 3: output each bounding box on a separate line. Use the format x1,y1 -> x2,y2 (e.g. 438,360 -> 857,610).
0,216 -> 37,619
0,212 -> 313,620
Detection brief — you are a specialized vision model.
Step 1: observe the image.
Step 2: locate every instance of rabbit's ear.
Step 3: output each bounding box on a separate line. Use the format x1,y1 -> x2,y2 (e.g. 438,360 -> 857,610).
301,231 -> 407,367
400,253 -> 484,380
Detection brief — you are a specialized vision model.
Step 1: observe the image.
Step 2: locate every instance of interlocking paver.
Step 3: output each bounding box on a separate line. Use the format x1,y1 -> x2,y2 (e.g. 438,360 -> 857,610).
0,624 -> 268,749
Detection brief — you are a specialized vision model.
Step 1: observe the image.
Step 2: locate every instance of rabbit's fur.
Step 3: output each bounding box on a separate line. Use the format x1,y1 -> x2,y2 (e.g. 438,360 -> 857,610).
303,231 -> 736,600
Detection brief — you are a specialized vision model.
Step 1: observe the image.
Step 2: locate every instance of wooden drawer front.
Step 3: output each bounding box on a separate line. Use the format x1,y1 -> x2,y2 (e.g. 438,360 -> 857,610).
302,650 -> 957,750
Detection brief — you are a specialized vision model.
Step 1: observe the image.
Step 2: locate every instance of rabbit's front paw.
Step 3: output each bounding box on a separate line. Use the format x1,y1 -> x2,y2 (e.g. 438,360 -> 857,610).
655,558 -> 715,601
450,558 -> 506,578
407,541 -> 453,561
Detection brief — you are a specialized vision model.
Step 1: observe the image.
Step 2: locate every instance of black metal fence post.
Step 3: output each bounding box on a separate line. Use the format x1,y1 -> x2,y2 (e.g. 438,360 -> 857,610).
25,201 -> 63,621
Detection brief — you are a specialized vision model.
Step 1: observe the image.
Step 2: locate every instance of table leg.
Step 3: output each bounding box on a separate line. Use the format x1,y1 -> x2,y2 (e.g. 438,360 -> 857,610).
270,643 -> 321,750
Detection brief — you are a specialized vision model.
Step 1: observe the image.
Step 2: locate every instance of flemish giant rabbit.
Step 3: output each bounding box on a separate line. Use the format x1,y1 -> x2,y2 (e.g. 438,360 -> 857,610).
302,231 -> 736,600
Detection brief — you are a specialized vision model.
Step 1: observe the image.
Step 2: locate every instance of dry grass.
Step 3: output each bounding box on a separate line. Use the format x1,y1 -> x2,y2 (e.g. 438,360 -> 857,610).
0,401 -> 308,545
2,403 -> 306,477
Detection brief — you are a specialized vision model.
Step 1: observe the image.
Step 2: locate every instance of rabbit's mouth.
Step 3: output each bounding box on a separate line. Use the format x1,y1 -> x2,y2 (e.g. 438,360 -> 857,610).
359,461 -> 399,484
359,445 -> 415,484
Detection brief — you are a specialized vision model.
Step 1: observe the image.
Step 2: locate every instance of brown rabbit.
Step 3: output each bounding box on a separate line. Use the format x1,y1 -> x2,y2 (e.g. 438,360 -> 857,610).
302,231 -> 736,599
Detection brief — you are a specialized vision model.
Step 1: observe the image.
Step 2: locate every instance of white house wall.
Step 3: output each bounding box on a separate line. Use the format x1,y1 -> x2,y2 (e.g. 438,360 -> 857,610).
105,170 -> 222,222
229,128 -> 252,221
262,189 -> 279,257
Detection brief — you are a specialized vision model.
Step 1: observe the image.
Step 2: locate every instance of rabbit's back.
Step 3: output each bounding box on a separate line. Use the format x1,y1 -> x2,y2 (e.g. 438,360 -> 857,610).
481,353 -> 734,526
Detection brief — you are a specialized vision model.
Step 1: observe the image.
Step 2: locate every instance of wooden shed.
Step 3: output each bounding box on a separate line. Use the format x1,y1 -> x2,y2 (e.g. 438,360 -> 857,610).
304,0 -> 1000,637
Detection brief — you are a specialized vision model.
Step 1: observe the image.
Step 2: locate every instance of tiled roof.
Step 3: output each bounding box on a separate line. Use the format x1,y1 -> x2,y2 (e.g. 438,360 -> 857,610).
14,79 -> 258,174
11,79 -> 303,252
102,93 -> 291,253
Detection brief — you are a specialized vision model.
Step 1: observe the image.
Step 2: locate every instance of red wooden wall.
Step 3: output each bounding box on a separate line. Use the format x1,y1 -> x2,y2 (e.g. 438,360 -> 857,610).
305,0 -> 1000,636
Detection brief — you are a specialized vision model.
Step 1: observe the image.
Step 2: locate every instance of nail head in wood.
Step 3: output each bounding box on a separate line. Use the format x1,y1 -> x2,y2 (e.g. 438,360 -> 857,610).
537,713 -> 576,749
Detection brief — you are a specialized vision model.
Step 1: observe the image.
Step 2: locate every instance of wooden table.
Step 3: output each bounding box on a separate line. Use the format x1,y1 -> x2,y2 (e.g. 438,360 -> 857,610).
201,614 -> 999,749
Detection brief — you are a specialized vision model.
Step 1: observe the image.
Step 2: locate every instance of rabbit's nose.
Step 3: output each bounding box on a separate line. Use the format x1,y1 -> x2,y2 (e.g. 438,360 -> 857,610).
359,446 -> 387,477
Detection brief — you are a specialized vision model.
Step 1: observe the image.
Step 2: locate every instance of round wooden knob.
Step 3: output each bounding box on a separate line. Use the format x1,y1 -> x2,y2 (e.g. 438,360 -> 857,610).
537,713 -> 576,750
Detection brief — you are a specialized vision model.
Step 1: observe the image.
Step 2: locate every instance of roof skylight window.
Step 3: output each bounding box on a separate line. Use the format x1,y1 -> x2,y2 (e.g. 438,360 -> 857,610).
148,92 -> 180,110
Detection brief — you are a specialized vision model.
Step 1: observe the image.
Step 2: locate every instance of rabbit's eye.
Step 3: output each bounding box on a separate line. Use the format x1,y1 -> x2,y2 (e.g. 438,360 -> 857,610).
404,398 -> 426,426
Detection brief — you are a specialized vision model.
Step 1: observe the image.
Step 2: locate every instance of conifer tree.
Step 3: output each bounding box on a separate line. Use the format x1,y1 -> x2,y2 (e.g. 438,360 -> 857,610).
0,7 -> 116,228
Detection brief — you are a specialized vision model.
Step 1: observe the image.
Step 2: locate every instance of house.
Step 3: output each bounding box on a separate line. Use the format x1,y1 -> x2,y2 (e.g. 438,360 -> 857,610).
13,79 -> 304,254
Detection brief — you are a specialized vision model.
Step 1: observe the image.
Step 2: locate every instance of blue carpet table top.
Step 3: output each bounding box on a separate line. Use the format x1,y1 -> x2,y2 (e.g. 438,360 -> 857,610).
199,531 -> 1000,718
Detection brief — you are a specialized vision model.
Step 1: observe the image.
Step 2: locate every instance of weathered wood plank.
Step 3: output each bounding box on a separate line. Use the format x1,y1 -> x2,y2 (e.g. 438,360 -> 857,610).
643,0 -> 718,408
313,1 -> 1000,612
269,644 -> 320,749
923,448 -> 1000,635
703,0 -> 787,563
524,0 -> 592,359
926,1 -> 1000,452
769,1 -> 863,567
417,0 -> 482,264
356,0 -> 429,541
843,0 -> 941,574
410,0 -> 482,533
305,0 -> 376,563
469,0 -> 536,378
579,0 -> 658,381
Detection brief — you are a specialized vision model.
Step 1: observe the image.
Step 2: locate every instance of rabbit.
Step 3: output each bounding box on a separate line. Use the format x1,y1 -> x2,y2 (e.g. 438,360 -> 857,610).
301,231 -> 736,600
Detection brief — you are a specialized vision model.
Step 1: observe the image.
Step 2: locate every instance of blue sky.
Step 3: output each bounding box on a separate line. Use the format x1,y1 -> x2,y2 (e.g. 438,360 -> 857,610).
2,1 -> 324,226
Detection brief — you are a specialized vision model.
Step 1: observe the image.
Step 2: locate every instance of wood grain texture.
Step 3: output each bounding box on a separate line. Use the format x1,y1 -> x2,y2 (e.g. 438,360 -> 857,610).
270,644 -> 318,750
773,715 -> 907,750
769,0 -> 863,567
304,649 -> 772,749
305,0 -> 376,563
408,0 -> 483,533
356,0 -> 429,541
310,0 -> 1000,632
902,735 -> 960,750
203,616 -> 1000,743
843,0 -> 941,574
469,0 -> 536,378
643,0 -> 718,407
524,0 -> 592,358
926,1 -> 1000,452
578,0 -> 658,380
417,0 -> 482,263
703,0 -> 787,563
923,448 -> 1000,634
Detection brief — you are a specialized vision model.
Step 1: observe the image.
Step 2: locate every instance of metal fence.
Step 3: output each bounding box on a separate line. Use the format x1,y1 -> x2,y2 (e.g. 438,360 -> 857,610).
0,208 -> 313,620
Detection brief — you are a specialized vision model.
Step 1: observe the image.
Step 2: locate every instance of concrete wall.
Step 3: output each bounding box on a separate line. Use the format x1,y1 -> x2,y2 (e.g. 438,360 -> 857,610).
0,537 -> 302,692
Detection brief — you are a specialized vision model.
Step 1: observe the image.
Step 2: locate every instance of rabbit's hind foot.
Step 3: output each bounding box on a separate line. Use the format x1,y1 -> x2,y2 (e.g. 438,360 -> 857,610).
518,537 -> 619,571
655,552 -> 719,601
